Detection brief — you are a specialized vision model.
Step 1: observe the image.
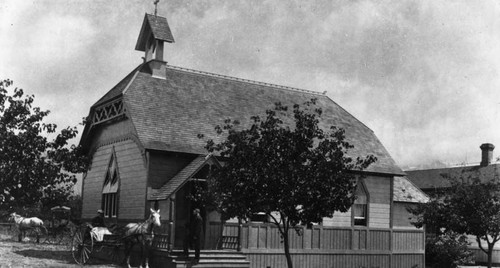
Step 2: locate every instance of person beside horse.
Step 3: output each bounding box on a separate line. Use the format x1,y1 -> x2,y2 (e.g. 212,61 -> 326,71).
183,208 -> 203,261
69,208 -> 161,267
8,212 -> 46,243
101,208 -> 160,268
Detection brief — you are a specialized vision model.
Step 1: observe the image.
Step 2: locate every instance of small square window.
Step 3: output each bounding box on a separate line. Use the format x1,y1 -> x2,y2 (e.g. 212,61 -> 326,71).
353,204 -> 367,226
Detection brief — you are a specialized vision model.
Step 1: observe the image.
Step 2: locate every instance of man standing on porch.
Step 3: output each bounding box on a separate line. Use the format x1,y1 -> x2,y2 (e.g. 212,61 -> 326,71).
190,208 -> 203,260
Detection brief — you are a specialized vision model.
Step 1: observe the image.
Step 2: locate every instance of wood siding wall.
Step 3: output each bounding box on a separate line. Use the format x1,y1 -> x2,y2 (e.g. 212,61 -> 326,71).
155,200 -> 172,233
364,176 -> 391,204
365,176 -> 391,229
322,176 -> 392,228
148,152 -> 195,189
207,222 -> 424,268
82,145 -> 111,218
370,203 -> 390,228
393,203 -> 418,228
246,253 -> 391,268
82,138 -> 147,220
470,248 -> 500,265
392,231 -> 424,253
323,209 -> 351,227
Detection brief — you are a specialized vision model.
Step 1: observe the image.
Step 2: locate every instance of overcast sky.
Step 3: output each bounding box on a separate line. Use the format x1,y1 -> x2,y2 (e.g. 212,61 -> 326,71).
1,0 -> 500,172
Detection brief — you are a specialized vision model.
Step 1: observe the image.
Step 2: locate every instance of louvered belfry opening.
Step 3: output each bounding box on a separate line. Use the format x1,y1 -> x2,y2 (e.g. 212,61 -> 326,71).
135,13 -> 175,79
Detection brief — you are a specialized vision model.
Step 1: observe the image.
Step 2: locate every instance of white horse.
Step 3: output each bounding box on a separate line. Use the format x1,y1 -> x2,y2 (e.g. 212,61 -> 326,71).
8,212 -> 46,243
121,208 -> 161,268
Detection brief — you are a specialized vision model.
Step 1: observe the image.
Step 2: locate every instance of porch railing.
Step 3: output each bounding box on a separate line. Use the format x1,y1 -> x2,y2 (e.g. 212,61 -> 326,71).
207,222 -> 424,252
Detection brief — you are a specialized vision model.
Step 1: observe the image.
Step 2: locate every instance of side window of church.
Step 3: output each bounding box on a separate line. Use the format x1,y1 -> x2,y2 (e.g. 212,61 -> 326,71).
102,152 -> 119,218
353,181 -> 368,226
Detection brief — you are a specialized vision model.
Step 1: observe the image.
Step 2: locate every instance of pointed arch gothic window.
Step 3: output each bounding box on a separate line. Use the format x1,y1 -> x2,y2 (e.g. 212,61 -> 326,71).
353,180 -> 368,226
102,150 -> 119,218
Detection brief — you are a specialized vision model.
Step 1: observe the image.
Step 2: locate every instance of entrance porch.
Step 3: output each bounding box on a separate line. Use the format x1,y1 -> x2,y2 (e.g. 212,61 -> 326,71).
150,250 -> 250,268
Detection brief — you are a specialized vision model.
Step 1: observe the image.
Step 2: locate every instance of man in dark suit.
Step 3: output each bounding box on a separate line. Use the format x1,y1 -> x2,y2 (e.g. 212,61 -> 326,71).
190,208 -> 203,260
91,209 -> 105,227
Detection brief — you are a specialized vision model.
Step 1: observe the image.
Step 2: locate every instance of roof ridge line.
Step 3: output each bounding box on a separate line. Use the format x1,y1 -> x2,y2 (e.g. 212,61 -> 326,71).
405,164 -> 483,172
166,65 -> 323,96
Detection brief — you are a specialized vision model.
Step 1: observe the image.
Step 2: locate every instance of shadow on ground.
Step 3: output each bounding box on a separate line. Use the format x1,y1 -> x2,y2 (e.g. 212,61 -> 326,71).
14,249 -> 72,262
14,248 -> 119,266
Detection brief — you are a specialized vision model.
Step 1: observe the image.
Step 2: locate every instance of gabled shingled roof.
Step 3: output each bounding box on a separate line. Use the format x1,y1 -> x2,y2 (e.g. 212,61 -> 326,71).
149,155 -> 218,200
92,65 -> 141,108
393,176 -> 429,203
135,14 -> 174,51
406,163 -> 500,190
84,62 -> 404,176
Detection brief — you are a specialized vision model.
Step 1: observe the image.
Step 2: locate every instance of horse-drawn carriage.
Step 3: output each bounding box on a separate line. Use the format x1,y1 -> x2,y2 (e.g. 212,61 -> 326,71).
70,208 -> 167,267
71,224 -> 124,265
43,205 -> 76,244
9,208 -> 167,267
8,205 -> 76,244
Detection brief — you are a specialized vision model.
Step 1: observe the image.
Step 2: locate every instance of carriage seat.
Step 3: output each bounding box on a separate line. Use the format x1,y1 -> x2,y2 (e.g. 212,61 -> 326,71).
90,227 -> 112,242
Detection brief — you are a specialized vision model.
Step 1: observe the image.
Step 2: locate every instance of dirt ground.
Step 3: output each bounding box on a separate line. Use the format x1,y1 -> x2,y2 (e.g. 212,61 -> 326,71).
1,226 -> 490,268
0,228 -> 120,268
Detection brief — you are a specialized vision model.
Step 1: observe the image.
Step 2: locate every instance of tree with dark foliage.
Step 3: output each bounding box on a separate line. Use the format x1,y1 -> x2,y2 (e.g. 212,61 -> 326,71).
0,79 -> 88,212
199,99 -> 376,268
410,173 -> 500,268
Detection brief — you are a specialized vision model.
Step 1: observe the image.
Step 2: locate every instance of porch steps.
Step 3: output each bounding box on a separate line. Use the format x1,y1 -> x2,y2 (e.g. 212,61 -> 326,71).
169,250 -> 250,268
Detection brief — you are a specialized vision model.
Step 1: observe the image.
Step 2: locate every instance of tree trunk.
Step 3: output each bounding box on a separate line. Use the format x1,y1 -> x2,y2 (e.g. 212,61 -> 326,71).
487,243 -> 493,268
477,237 -> 494,268
283,229 -> 293,268
274,214 -> 293,268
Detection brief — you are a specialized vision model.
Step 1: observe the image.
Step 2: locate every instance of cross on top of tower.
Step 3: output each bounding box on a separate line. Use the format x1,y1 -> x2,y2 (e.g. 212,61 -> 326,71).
154,0 -> 160,16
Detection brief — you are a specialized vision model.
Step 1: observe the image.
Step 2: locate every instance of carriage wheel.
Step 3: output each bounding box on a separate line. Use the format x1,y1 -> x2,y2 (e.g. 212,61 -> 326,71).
71,229 -> 93,265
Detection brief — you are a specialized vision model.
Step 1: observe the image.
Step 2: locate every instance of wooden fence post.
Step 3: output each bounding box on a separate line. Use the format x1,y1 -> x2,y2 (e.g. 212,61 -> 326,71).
238,218 -> 242,252
168,197 -> 175,252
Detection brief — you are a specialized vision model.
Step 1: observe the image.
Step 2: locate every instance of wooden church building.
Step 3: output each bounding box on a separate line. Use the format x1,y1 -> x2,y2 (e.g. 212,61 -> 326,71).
79,11 -> 428,268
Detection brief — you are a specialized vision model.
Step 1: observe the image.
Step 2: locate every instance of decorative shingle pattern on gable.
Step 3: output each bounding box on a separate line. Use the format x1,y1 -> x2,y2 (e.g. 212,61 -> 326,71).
393,176 -> 429,203
121,64 -> 403,175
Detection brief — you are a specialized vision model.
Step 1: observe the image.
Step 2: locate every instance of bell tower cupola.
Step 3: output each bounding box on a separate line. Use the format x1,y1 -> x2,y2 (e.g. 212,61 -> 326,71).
135,13 -> 174,62
135,1 -> 174,78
